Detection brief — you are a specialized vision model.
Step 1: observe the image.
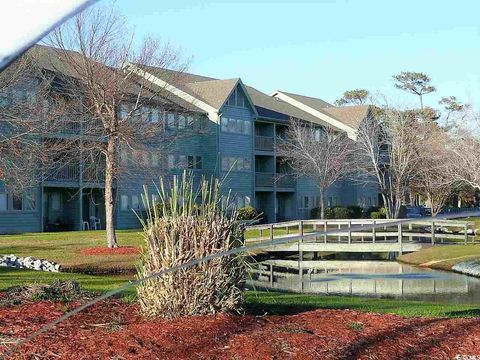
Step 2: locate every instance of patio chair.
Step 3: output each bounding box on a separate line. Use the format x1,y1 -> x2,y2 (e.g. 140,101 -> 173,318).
90,216 -> 101,230
82,221 -> 90,230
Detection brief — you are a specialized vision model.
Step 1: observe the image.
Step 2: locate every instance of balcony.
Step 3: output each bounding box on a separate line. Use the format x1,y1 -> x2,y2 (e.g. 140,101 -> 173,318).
255,172 -> 274,187
45,164 -> 80,182
44,164 -> 105,184
83,165 -> 106,183
275,173 -> 296,189
255,136 -> 274,152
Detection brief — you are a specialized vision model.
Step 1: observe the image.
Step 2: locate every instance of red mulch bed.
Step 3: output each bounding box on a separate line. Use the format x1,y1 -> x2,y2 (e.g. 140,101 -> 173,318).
80,246 -> 141,256
1,301 -> 480,359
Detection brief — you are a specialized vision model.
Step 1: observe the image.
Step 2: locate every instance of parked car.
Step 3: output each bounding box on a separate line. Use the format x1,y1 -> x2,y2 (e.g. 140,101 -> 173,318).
405,207 -> 424,218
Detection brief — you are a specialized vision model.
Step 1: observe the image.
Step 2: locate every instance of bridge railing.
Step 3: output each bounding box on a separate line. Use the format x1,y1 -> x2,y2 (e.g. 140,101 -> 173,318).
245,218 -> 477,245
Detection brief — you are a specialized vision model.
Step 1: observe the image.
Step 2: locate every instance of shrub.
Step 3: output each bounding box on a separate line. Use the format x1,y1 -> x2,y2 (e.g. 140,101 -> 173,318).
237,206 -> 262,221
137,173 -> 246,319
347,205 -> 363,219
333,207 -> 350,219
311,207 -> 335,219
364,206 -> 380,218
371,207 -> 387,219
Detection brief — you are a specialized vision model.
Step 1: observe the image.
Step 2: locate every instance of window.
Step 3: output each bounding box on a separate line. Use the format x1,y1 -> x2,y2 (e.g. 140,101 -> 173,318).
151,154 -> 159,167
221,117 -> 251,135
178,155 -> 187,169
195,156 -> 203,170
227,118 -> 236,132
227,88 -> 246,108
25,191 -> 36,210
51,193 -> 61,211
168,154 -> 175,169
0,193 -> 6,211
167,113 -> 176,128
186,115 -> 194,127
131,195 -> 140,210
221,117 -> 229,132
178,115 -> 186,129
120,195 -> 129,211
221,156 -> 251,172
303,196 -> 310,209
187,155 -> 195,169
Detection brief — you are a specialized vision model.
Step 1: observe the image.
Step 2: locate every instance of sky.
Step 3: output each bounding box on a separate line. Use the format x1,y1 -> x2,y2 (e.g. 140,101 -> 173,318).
113,0 -> 478,107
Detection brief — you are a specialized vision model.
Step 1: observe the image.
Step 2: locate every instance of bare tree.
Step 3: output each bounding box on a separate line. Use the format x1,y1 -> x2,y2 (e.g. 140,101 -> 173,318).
334,89 -> 370,106
448,126 -> 480,192
44,4 -> 189,248
0,54 -> 73,193
276,119 -> 355,219
409,123 -> 453,216
356,108 -> 422,218
393,72 -> 436,109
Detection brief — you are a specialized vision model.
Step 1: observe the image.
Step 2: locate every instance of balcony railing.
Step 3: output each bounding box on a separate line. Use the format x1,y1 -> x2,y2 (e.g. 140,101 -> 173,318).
45,164 -> 79,182
275,173 -> 296,189
83,165 -> 106,182
255,172 -> 274,187
44,164 -> 105,183
255,136 -> 274,152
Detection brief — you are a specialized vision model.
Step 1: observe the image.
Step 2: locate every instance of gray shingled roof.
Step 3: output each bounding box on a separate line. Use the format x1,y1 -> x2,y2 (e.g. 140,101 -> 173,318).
185,78 -> 239,109
276,90 -> 371,130
322,105 -> 371,129
27,45 -> 204,113
245,86 -> 331,126
278,91 -> 333,109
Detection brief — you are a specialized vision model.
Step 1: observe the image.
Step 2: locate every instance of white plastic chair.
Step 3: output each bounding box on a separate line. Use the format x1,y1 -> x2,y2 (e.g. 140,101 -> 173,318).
90,216 -> 101,230
82,221 -> 90,230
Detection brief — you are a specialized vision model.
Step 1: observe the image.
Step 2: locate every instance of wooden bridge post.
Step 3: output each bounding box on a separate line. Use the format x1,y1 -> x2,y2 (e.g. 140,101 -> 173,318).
398,223 -> 403,255
270,264 -> 274,286
431,221 -> 435,245
298,220 -> 304,292
348,220 -> 352,244
372,220 -> 376,243
465,223 -> 468,244
324,220 -> 328,243
270,224 -> 274,242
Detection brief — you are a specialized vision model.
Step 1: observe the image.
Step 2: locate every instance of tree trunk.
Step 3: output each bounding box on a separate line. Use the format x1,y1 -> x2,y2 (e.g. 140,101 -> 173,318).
419,95 -> 423,110
105,135 -> 118,248
319,190 -> 325,219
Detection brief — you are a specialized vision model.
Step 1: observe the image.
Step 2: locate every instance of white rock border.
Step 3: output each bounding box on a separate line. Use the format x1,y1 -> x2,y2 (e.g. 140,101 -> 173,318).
0,254 -> 61,272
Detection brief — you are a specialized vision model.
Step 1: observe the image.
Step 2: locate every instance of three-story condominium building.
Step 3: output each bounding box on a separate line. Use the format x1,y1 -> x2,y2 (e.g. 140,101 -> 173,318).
0,46 -> 379,234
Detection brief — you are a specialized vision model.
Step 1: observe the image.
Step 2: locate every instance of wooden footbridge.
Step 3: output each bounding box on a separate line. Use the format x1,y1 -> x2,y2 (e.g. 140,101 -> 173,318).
245,219 -> 477,255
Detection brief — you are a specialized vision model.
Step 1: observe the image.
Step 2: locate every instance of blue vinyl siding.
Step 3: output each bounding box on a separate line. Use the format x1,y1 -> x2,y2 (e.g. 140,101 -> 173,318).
0,182 -> 42,234
219,84 -> 256,202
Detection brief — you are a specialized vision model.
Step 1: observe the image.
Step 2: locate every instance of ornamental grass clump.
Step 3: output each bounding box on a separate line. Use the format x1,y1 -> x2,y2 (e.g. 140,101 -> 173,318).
136,173 -> 246,319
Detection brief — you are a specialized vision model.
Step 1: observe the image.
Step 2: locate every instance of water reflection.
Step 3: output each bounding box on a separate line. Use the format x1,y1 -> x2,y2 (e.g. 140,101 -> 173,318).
248,260 -> 480,305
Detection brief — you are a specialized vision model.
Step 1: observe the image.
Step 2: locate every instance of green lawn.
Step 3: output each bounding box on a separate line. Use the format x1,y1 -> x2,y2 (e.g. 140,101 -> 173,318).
245,291 -> 480,318
0,230 -> 143,273
0,267 -> 134,295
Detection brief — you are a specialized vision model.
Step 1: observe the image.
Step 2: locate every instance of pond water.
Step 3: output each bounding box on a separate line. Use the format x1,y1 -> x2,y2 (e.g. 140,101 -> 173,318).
248,260 -> 480,305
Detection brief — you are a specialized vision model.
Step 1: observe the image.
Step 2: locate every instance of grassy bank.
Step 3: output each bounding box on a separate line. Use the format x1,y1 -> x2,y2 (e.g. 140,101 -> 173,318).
1,268 -> 479,318
399,244 -> 480,271
246,291 -> 480,318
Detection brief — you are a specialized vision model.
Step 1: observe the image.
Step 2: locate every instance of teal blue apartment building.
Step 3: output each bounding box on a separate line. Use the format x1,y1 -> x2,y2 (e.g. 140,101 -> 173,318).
0,46 -> 379,234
